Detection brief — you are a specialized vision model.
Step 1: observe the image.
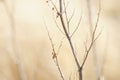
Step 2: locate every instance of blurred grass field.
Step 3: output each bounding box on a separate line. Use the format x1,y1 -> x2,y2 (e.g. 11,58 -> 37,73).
0,0 -> 120,80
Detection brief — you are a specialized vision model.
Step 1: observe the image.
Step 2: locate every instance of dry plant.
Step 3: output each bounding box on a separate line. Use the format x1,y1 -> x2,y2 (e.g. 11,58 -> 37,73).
45,0 -> 102,80
86,0 -> 104,80
3,0 -> 26,80
45,24 -> 65,80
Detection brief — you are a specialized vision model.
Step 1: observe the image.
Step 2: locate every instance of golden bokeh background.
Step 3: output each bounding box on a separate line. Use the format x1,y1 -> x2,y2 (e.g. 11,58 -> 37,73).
0,0 -> 120,80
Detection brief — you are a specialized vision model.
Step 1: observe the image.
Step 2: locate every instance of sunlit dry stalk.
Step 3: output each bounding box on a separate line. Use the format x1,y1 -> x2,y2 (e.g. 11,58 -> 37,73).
45,22 -> 65,80
3,0 -> 26,80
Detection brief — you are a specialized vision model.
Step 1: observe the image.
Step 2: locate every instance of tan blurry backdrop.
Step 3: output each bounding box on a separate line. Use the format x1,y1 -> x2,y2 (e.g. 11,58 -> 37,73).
0,0 -> 120,80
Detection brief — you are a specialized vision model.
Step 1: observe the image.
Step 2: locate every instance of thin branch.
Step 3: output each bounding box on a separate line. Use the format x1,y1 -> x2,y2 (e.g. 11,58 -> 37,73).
68,9 -> 75,24
86,0 -> 102,79
94,0 -> 101,39
81,39 -> 93,68
70,15 -> 82,38
63,0 -> 69,33
45,22 -> 65,80
49,0 -> 59,13
47,0 -> 65,35
86,0 -> 93,33
93,31 -> 102,42
81,24 -> 101,70
67,8 -> 75,34
93,1 -> 102,79
63,0 -> 70,13
63,1 -> 75,34
81,0 -> 101,69
57,37 -> 64,55
53,17 -> 65,35
55,58 -> 65,80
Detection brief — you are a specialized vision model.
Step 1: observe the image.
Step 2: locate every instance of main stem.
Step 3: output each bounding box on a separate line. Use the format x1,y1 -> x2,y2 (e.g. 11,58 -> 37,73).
59,0 -> 82,80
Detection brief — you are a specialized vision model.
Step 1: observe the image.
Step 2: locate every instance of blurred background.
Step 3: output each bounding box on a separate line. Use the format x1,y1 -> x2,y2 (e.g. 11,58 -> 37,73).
0,0 -> 120,80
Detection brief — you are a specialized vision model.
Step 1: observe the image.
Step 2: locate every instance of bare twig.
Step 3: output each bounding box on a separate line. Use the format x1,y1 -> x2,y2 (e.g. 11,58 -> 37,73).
49,0 -> 59,13
63,0 -> 70,13
93,1 -> 102,80
63,0 -> 69,33
68,9 -> 75,25
46,1 -> 65,35
70,15 -> 82,38
45,22 -> 65,80
81,0 -> 101,77
57,37 -> 64,55
86,0 -> 93,33
81,3 -> 101,69
81,27 -> 98,68
54,17 -> 65,35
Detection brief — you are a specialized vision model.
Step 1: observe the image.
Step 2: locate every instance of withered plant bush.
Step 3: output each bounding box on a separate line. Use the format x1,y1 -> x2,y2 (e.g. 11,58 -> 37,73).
45,0 -> 102,80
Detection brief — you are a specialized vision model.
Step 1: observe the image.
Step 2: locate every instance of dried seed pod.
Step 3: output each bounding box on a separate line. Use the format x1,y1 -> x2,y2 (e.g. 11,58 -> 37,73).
52,52 -> 57,59
52,7 -> 54,10
46,0 -> 48,3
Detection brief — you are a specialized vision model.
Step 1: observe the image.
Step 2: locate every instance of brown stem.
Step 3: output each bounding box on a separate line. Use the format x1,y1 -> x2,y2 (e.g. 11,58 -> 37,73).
59,0 -> 82,80
45,24 -> 65,80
